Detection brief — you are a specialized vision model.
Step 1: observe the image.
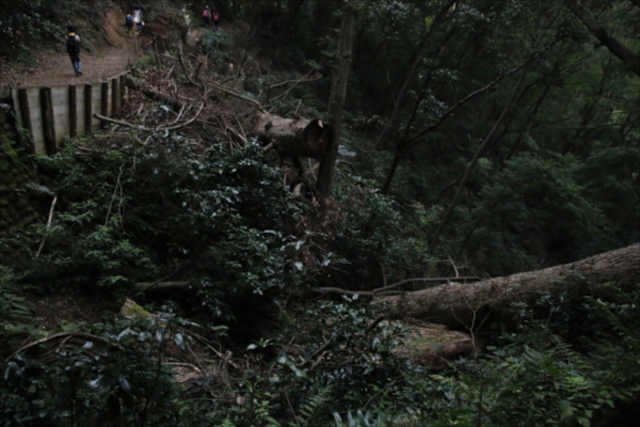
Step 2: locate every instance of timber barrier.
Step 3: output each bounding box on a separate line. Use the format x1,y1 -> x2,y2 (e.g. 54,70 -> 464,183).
8,71 -> 129,155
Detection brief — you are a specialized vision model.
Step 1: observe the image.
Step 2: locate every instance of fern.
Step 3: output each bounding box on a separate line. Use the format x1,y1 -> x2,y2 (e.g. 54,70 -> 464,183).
291,386 -> 332,427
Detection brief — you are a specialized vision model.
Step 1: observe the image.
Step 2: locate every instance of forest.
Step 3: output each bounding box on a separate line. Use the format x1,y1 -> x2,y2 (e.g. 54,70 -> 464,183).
1,0 -> 639,426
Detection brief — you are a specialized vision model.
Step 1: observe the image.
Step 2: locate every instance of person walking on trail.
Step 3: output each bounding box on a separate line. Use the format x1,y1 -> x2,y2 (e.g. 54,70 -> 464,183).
213,10 -> 220,29
203,5 -> 211,28
66,26 -> 82,77
125,13 -> 135,37
133,6 -> 143,35
182,7 -> 191,28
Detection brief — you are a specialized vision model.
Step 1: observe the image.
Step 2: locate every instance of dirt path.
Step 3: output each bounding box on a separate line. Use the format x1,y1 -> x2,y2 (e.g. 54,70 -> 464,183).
1,8 -> 137,89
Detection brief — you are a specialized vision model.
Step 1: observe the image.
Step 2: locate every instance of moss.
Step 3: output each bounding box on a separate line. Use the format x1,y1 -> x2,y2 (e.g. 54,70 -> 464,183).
119,298 -> 156,318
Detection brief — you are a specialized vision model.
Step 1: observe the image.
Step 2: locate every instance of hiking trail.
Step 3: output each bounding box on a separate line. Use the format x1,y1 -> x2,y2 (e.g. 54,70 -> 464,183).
1,8 -> 137,88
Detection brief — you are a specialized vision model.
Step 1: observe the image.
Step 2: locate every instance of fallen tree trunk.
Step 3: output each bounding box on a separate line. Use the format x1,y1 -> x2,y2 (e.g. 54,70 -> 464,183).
373,243 -> 640,328
135,281 -> 189,292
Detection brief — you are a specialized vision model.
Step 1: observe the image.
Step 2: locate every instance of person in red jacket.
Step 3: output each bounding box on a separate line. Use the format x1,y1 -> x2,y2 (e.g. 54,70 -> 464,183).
203,5 -> 211,28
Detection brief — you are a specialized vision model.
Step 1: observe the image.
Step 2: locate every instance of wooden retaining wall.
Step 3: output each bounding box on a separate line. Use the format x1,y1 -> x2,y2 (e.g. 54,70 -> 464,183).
10,72 -> 128,155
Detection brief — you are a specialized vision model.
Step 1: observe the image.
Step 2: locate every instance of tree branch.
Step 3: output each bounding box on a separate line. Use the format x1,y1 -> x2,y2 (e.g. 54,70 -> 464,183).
564,0 -> 640,77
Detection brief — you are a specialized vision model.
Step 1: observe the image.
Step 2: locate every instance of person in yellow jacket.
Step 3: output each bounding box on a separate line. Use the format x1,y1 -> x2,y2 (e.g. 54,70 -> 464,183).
65,26 -> 82,76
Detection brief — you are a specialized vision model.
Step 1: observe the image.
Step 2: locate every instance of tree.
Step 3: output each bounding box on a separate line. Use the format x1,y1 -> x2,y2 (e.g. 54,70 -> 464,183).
316,0 -> 356,198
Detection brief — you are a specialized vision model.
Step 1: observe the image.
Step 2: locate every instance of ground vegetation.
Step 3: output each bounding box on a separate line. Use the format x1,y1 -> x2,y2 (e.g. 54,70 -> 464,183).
1,0 -> 639,426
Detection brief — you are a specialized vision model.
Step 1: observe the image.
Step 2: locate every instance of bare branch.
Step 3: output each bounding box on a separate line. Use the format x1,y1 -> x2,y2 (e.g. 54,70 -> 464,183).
34,195 -> 58,259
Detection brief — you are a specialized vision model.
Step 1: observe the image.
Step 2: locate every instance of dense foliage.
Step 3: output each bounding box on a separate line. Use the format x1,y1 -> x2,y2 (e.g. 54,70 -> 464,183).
1,0 -> 640,426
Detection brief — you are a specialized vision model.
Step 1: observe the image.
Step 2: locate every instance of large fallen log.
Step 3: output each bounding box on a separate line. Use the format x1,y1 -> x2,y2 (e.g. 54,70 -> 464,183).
373,243 -> 640,328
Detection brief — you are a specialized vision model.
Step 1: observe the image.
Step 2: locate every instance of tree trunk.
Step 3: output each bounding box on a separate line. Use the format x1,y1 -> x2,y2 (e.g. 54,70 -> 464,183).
564,0 -> 640,78
373,243 -> 640,328
381,148 -> 402,194
316,0 -> 355,199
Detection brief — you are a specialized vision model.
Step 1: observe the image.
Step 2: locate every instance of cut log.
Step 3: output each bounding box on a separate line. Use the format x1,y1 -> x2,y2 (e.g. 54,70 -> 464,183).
373,243 -> 640,328
391,322 -> 485,367
255,113 -> 334,159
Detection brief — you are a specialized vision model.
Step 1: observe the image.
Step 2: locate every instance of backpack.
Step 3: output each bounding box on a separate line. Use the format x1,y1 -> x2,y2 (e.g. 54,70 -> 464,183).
126,15 -> 133,26
66,35 -> 80,54
203,9 -> 210,18
213,12 -> 219,21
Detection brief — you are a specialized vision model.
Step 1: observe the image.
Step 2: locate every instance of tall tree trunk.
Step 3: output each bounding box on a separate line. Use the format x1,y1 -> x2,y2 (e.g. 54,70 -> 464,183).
381,149 -> 402,194
316,0 -> 355,198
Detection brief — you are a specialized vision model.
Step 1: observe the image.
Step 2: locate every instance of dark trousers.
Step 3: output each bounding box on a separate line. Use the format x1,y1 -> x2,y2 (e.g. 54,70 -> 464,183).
68,52 -> 81,75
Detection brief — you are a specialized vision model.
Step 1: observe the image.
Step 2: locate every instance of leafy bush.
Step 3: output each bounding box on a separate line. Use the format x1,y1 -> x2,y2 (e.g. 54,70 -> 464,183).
0,312 -> 205,427
0,266 -> 34,358
23,138 -> 308,320
330,175 -> 433,289
200,30 -> 233,69
0,0 -> 75,57
460,154 -> 606,275
418,329 -> 636,427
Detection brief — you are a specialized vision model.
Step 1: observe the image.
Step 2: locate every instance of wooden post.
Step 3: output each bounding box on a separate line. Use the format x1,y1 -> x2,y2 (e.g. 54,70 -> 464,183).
121,74 -> 128,107
69,85 -> 77,138
112,77 -> 120,115
40,88 -> 56,155
84,84 -> 92,134
100,82 -> 109,129
17,89 -> 32,132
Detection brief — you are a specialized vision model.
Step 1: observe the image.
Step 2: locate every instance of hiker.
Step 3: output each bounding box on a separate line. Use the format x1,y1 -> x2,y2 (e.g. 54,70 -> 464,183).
213,9 -> 220,29
203,5 -> 211,28
125,13 -> 135,37
66,26 -> 82,77
133,6 -> 143,35
182,7 -> 191,28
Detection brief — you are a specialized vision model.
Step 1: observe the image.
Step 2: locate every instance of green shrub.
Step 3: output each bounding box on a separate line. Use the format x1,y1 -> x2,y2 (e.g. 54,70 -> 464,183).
330,175 -> 433,289
0,313 -> 206,427
24,139 -> 308,317
0,266 -> 34,358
